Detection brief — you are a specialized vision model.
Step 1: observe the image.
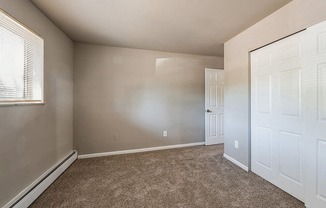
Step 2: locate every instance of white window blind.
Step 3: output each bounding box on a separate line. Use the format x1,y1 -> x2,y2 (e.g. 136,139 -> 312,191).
0,10 -> 44,104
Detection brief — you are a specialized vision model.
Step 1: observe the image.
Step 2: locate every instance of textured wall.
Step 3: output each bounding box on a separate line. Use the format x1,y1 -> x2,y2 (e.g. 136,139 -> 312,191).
0,0 -> 74,206
224,0 -> 326,168
74,43 -> 223,154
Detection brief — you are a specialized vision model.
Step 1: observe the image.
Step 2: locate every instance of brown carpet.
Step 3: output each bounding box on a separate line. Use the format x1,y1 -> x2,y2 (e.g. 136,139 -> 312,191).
30,145 -> 304,208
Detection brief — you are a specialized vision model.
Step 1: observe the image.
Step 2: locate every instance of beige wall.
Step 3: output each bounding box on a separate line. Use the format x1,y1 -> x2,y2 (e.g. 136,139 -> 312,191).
74,43 -> 223,154
0,0 -> 74,206
224,0 -> 326,167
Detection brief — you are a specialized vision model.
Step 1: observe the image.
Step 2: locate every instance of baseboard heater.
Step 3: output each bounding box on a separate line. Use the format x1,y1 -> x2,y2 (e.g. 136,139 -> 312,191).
4,151 -> 77,208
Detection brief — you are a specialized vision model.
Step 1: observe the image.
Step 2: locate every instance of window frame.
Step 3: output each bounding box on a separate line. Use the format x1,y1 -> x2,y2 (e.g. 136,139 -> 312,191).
0,9 -> 45,107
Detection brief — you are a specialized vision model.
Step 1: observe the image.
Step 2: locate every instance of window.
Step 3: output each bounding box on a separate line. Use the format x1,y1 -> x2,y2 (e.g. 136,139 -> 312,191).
0,10 -> 44,105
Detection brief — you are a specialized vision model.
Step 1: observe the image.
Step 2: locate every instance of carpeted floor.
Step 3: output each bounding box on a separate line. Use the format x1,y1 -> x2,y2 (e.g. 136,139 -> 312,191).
30,145 -> 304,208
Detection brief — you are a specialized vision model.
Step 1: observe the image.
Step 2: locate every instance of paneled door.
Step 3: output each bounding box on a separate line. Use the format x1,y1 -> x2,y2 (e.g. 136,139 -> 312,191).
251,32 -> 305,201
205,68 -> 224,145
303,21 -> 326,208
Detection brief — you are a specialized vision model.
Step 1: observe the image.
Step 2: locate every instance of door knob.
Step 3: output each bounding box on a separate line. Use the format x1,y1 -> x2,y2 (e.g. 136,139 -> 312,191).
206,109 -> 212,113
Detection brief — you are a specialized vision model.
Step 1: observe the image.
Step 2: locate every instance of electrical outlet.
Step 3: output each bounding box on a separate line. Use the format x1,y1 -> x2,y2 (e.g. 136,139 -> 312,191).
163,131 -> 168,137
234,140 -> 239,149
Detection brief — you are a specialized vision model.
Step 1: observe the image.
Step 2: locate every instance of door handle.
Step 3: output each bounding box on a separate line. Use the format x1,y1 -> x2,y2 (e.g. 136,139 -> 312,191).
206,109 -> 212,113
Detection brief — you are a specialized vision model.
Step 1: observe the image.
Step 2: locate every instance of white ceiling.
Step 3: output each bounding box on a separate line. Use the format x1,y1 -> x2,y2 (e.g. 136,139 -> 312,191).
31,0 -> 292,56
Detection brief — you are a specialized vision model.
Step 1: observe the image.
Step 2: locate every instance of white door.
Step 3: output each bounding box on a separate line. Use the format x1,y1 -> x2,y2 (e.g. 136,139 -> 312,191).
205,68 -> 224,145
303,21 -> 326,208
252,22 -> 326,207
251,32 -> 305,201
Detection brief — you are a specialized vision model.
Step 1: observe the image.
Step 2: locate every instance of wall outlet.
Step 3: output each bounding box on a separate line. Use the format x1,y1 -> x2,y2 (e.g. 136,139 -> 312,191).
234,140 -> 239,149
163,131 -> 168,137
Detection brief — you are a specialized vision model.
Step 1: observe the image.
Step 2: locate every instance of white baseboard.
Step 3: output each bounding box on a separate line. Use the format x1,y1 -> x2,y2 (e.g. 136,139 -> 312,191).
223,153 -> 249,172
78,142 -> 205,159
4,151 -> 77,208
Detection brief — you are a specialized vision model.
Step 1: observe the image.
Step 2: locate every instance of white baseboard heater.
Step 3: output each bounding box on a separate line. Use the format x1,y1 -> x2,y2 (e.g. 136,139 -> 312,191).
4,151 -> 77,208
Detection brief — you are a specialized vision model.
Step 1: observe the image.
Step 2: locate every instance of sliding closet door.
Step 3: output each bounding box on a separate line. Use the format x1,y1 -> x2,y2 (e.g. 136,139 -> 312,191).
252,21 -> 326,207
303,21 -> 326,208
251,46 -> 275,183
251,32 -> 305,201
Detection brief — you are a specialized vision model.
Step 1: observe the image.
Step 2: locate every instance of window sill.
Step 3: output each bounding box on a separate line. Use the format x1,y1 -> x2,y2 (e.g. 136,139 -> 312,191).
0,101 -> 45,107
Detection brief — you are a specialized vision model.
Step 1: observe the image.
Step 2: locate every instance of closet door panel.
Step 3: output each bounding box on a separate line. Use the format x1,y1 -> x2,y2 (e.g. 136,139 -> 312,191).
251,32 -> 305,202
303,21 -> 326,208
